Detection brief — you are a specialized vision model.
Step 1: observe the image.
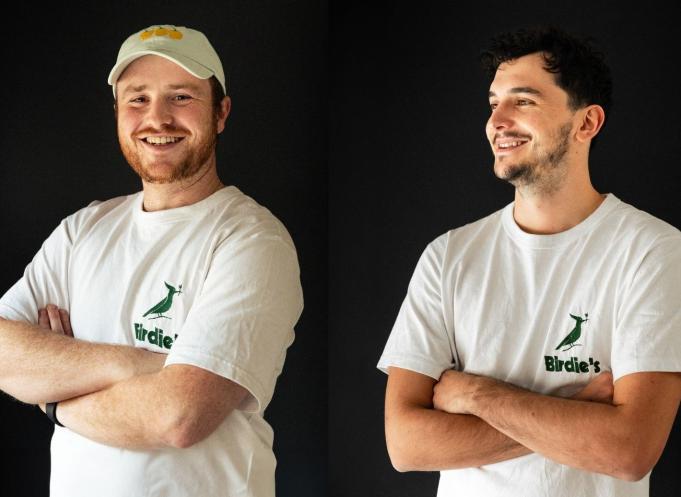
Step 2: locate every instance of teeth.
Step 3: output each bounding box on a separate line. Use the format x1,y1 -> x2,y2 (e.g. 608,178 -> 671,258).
145,136 -> 181,145
499,141 -> 525,149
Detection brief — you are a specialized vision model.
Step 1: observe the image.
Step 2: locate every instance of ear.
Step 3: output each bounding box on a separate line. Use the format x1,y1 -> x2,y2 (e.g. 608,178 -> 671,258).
575,104 -> 605,144
216,96 -> 232,134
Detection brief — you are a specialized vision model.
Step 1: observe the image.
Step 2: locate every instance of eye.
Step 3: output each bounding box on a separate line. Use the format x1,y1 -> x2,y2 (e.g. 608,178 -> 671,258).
130,96 -> 146,103
489,102 -> 498,111
517,99 -> 533,106
173,95 -> 192,101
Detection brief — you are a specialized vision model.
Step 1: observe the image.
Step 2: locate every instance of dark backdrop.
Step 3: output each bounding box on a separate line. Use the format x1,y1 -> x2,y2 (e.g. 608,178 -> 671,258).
0,1 -> 326,497
329,2 -> 681,497
2,2 -> 681,497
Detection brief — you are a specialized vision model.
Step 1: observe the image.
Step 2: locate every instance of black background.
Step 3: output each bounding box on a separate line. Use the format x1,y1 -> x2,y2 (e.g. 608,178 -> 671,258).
0,1 -> 326,496
2,1 -> 681,496
329,1 -> 680,497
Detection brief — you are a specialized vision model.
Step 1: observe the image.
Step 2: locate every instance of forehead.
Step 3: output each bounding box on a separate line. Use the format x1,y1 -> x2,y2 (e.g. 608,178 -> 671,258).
117,55 -> 210,95
489,52 -> 566,102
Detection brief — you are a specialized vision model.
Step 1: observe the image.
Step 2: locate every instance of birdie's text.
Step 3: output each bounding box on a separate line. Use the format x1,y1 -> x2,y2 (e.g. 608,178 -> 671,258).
133,323 -> 178,350
544,355 -> 602,373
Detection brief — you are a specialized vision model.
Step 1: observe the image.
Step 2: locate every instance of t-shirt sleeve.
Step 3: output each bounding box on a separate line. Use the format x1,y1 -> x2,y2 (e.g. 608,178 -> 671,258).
0,219 -> 73,323
611,234 -> 681,381
164,229 -> 304,414
377,235 -> 456,380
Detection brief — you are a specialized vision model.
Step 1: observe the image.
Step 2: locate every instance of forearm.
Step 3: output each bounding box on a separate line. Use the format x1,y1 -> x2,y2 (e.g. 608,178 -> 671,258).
470,380 -> 638,480
56,371 -> 176,450
385,367 -> 531,471
387,405 -> 531,471
56,364 -> 246,451
0,318 -> 164,404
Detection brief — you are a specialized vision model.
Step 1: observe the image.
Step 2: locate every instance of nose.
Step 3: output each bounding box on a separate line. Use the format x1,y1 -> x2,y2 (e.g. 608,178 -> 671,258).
145,97 -> 174,130
488,101 -> 514,132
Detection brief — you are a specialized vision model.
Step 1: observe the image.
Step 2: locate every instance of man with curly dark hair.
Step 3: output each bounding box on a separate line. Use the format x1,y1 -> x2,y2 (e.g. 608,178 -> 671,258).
379,25 -> 681,496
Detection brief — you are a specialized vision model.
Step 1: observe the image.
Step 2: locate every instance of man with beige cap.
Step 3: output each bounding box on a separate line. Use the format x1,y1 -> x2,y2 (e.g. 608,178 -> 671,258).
0,24 -> 303,497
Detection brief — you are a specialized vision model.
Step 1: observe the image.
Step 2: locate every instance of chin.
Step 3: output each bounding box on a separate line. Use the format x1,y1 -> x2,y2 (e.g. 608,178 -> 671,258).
494,160 -> 514,180
496,162 -> 531,184
128,162 -> 178,184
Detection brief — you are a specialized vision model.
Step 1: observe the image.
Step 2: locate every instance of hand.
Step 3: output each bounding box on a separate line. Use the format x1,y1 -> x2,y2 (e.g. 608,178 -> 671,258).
38,304 -> 73,337
36,305 -> 72,413
433,369 -> 614,416
433,369 -> 494,415
571,371 -> 614,404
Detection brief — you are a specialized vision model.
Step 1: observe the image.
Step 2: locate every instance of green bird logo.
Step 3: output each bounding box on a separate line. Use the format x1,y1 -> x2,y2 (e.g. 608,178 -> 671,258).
143,282 -> 183,320
555,313 -> 589,351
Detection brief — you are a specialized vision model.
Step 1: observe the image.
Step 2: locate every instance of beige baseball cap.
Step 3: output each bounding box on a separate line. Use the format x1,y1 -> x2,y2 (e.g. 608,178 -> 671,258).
108,24 -> 226,99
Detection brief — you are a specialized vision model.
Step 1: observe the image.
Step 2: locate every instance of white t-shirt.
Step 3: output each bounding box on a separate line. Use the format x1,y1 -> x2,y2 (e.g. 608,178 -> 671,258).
378,193 -> 681,497
0,186 -> 304,497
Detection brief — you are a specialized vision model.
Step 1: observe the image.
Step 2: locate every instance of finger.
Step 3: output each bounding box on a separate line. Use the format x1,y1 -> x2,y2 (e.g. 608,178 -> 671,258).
575,372 -> 614,403
59,309 -> 74,337
587,371 -> 612,390
38,308 -> 50,329
47,305 -> 64,333
594,371 -> 612,380
591,372 -> 614,394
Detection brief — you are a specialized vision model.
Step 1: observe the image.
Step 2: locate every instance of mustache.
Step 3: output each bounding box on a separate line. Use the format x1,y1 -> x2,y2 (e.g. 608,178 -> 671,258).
136,127 -> 187,138
494,132 -> 531,144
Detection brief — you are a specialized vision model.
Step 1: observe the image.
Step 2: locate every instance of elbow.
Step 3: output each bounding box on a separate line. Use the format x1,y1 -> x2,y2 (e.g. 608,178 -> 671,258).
163,418 -> 211,449
387,443 -> 435,472
620,472 -> 649,483
162,408 -> 233,449
608,444 -> 658,482
165,425 -> 199,449
613,465 -> 651,483
385,421 -> 423,472
390,454 -> 417,473
387,450 -> 414,473
612,456 -> 654,483
386,444 -> 413,473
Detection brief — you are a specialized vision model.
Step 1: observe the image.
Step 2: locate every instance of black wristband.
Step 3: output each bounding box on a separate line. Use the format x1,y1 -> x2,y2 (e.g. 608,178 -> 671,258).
46,402 -> 65,427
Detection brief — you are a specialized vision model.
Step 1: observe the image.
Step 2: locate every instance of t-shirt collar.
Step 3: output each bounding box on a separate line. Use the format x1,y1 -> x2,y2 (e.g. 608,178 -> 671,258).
501,193 -> 621,249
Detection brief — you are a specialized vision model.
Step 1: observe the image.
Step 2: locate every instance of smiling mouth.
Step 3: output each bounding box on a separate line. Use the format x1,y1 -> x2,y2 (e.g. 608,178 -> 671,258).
139,137 -> 185,151
496,139 -> 529,153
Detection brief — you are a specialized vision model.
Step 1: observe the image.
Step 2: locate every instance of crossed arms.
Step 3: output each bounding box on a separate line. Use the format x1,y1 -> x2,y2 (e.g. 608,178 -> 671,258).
385,366 -> 681,481
0,305 -> 247,450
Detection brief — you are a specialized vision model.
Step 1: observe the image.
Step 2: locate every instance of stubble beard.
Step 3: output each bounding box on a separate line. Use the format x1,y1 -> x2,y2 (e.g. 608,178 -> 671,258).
495,121 -> 572,197
118,121 -> 218,185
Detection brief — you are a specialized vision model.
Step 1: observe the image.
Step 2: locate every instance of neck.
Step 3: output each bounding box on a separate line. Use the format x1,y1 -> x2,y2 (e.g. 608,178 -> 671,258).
512,169 -> 604,235
141,161 -> 224,212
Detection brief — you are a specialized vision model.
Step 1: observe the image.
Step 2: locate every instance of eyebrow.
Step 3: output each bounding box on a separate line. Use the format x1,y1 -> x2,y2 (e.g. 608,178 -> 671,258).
488,87 -> 543,98
121,83 -> 204,96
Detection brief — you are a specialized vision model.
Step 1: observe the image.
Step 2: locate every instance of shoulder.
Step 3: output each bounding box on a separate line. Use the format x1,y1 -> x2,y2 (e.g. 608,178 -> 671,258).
56,192 -> 140,243
422,205 -> 507,264
606,196 -> 681,251
212,186 -> 296,248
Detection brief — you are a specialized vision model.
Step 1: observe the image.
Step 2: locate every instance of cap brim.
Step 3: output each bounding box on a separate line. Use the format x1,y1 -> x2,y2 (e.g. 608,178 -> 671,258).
108,50 -> 215,98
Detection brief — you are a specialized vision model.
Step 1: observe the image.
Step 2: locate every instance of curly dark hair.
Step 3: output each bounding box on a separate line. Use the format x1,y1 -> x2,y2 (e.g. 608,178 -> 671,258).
480,25 -> 613,147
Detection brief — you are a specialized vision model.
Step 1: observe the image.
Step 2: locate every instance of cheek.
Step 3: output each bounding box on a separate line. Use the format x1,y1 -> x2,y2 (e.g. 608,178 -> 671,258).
116,114 -> 138,134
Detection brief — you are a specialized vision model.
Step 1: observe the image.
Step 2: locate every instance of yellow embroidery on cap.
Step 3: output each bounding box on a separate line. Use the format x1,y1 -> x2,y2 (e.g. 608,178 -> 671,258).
139,27 -> 183,41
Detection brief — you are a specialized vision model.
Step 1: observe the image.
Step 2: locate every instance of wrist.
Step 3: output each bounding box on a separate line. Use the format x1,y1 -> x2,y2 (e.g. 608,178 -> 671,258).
132,348 -> 167,376
46,401 -> 65,427
468,376 -> 502,416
